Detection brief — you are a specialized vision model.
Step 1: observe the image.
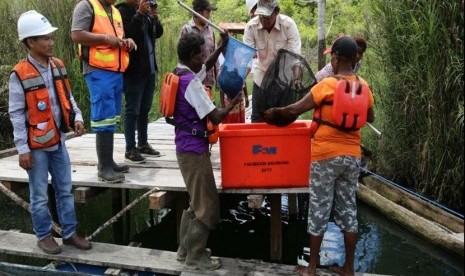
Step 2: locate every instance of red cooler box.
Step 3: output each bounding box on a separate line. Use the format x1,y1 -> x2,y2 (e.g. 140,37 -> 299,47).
218,121 -> 311,189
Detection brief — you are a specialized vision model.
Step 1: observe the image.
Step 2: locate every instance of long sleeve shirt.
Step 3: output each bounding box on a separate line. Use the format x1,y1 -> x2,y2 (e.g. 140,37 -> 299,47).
8,55 -> 83,154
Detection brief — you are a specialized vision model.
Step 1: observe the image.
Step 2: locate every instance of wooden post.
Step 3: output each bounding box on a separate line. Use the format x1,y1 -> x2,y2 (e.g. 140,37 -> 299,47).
269,194 -> 282,261
112,189 -> 124,245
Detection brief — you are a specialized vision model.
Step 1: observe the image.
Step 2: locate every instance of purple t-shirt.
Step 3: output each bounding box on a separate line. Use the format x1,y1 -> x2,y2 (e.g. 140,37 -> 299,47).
174,65 -> 216,154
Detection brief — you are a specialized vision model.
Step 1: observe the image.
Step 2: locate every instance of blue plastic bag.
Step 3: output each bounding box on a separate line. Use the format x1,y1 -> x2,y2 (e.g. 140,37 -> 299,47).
218,37 -> 256,98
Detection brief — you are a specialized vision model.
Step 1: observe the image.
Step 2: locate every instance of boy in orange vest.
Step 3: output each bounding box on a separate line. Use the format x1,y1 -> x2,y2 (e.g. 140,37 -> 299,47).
263,35 -> 375,276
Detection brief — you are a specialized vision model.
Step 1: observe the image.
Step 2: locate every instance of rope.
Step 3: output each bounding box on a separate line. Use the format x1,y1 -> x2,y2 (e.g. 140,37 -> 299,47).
86,187 -> 160,241
360,168 -> 464,219
0,182 -> 62,235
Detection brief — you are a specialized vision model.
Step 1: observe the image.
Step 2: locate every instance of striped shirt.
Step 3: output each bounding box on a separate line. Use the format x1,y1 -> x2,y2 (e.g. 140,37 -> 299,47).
180,19 -> 218,88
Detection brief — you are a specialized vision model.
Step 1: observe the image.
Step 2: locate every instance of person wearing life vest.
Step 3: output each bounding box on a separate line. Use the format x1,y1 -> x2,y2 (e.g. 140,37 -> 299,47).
263,36 -> 375,276
174,33 -> 243,271
9,10 -> 91,255
71,0 -> 137,183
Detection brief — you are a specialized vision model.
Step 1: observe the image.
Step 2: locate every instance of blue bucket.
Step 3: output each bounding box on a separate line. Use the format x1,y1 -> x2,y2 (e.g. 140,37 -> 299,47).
218,37 -> 256,98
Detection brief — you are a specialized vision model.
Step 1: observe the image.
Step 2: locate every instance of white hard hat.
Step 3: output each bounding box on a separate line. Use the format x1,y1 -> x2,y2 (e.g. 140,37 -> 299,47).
17,10 -> 58,41
246,0 -> 258,15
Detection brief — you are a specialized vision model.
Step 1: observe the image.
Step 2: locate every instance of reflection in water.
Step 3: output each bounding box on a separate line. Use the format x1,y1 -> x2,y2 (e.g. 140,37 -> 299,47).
135,195 -> 463,275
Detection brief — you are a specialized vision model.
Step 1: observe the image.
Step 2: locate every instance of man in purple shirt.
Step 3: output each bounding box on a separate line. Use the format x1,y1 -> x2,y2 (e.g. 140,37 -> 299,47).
173,33 -> 242,270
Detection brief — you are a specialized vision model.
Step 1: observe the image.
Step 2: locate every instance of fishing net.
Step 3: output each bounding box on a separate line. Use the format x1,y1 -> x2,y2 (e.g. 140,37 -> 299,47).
218,37 -> 256,98
257,49 -> 316,116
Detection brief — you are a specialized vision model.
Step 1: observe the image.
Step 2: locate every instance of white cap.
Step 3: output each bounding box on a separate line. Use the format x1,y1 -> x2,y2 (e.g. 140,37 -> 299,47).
246,0 -> 258,15
18,10 -> 58,41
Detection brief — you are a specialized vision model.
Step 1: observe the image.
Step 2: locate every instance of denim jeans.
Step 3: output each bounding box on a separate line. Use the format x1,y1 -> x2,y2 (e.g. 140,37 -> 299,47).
28,143 -> 77,240
123,74 -> 156,150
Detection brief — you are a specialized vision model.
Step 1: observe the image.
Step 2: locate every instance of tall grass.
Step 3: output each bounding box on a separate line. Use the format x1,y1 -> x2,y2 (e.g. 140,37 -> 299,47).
366,0 -> 464,211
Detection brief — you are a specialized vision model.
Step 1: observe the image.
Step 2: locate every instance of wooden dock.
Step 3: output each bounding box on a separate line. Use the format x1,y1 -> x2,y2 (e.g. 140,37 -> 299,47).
0,230 -> 385,276
0,109 -> 394,275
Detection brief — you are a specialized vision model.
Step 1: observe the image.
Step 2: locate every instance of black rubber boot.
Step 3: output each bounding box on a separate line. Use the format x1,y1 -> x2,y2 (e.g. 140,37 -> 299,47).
112,160 -> 129,173
184,218 -> 220,270
96,132 -> 125,183
177,210 -> 211,261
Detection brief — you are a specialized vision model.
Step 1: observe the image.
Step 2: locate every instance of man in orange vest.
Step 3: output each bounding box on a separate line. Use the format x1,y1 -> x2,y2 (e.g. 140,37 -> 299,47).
71,0 -> 137,183
9,10 -> 91,254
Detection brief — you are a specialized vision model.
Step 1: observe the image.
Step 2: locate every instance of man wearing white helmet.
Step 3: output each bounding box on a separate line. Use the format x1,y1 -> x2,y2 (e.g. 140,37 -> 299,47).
9,10 -> 91,254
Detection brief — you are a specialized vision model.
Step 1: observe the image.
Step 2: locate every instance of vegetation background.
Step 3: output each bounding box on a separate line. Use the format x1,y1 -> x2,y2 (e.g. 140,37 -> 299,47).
0,0 -> 463,213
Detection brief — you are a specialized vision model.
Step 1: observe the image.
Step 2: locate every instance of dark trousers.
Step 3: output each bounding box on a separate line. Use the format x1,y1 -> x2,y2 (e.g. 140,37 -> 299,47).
123,74 -> 156,150
251,82 -> 264,123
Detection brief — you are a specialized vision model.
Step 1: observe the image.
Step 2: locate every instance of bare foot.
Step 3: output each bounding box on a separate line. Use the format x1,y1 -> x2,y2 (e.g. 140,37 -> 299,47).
295,265 -> 316,276
329,265 -> 355,276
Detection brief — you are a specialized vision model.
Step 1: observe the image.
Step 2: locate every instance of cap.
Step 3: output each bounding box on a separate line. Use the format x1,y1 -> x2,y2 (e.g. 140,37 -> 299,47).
255,0 -> 278,17
323,35 -> 357,59
193,0 -> 217,11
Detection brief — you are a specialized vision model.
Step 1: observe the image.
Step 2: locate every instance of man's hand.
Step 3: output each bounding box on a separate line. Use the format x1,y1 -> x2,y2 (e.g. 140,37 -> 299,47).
123,38 -> 137,51
263,107 -> 296,127
74,121 -> 85,137
293,78 -> 303,91
19,152 -> 33,170
219,31 -> 229,49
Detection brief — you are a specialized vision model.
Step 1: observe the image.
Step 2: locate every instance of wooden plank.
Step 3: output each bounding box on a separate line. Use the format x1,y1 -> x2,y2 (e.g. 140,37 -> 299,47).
74,187 -> 108,204
104,241 -> 142,276
149,191 -> 175,210
0,230 -> 305,275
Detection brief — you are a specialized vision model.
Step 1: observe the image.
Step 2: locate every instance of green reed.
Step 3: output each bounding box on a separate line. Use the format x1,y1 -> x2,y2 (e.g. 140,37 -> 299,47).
366,0 -> 464,211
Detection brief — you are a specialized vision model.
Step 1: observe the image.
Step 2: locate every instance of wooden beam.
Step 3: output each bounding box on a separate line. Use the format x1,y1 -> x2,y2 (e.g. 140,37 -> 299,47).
269,194 -> 282,261
246,194 -> 264,209
149,191 -> 174,210
0,147 -> 18,159
74,187 -> 108,204
1,181 -> 28,193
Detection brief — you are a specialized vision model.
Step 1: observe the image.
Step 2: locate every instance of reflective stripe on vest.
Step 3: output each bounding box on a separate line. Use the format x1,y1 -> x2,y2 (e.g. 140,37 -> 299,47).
11,58 -> 73,150
84,0 -> 129,72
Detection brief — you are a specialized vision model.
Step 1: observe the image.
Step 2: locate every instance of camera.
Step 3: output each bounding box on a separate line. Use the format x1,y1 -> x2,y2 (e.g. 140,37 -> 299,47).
148,0 -> 157,7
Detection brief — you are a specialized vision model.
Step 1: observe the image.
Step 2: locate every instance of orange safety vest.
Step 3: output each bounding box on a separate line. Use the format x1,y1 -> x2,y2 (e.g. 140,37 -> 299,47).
310,75 -> 369,137
81,0 -> 129,72
11,58 -> 75,150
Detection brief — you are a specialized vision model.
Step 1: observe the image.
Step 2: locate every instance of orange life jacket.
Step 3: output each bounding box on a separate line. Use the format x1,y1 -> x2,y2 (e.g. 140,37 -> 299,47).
11,58 -> 75,150
161,71 -> 218,144
80,0 -> 129,72
205,87 -> 219,144
160,72 -> 179,118
310,75 -> 369,137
